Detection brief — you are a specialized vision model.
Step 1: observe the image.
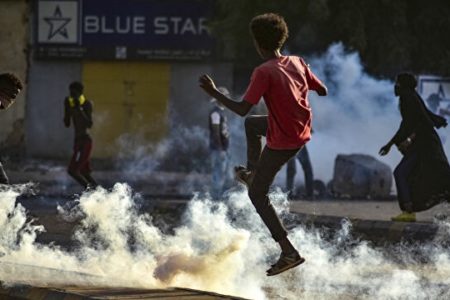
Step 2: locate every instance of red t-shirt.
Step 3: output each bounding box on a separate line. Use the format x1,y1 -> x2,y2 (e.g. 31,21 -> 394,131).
243,55 -> 324,149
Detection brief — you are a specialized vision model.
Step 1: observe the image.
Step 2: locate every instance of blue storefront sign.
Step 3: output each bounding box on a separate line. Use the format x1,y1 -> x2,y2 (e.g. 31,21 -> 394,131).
35,0 -> 215,60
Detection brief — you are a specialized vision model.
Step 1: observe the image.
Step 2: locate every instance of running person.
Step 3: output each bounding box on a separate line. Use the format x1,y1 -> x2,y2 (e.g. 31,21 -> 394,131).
64,82 -> 97,189
0,73 -> 23,184
199,13 -> 327,276
379,73 -> 450,221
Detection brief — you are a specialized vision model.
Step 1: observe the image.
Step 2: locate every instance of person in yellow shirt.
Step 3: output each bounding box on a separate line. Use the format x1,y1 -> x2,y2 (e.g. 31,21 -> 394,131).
63,82 -> 97,189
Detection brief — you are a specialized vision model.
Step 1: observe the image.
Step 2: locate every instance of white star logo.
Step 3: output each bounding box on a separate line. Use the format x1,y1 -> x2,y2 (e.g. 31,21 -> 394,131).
44,5 -> 71,40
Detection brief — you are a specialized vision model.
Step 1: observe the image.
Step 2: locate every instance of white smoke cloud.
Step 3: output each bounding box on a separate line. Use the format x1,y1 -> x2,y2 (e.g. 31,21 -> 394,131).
0,184 -> 449,299
0,184 -> 259,296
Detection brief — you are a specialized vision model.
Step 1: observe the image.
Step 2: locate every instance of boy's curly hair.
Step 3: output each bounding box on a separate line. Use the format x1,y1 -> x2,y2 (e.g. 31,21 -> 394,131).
250,13 -> 289,51
0,73 -> 23,90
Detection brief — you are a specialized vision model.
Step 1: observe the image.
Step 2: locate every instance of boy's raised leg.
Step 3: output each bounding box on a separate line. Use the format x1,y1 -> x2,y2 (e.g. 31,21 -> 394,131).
247,145 -> 304,275
245,115 -> 268,171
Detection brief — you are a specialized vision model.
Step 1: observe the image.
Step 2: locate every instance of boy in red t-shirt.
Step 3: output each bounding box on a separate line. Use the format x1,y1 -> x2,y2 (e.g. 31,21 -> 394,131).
199,13 -> 327,276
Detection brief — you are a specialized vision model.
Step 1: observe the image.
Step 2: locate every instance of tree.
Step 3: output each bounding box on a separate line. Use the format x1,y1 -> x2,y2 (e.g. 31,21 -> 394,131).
212,0 -> 450,78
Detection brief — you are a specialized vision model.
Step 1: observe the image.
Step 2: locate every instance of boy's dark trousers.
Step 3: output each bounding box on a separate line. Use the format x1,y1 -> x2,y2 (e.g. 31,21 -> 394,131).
245,115 -> 300,242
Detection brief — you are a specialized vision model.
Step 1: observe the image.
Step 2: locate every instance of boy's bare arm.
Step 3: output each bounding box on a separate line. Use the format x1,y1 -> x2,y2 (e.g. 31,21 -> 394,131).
199,74 -> 253,116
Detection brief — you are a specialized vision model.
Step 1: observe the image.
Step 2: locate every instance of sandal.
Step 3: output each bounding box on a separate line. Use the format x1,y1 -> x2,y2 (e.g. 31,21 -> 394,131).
266,251 -> 305,276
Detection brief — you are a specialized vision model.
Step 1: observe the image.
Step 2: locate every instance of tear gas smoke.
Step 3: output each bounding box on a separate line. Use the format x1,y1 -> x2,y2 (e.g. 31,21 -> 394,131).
116,126 -> 209,174
1,184 -> 449,299
115,126 -> 213,194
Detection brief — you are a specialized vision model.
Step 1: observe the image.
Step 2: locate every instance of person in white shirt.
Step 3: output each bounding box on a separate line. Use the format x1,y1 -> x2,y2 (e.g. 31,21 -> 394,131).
208,87 -> 230,199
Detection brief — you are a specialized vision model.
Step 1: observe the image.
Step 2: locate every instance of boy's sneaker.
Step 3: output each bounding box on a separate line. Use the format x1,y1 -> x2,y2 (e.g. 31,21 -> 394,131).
391,212 -> 416,222
234,165 -> 254,188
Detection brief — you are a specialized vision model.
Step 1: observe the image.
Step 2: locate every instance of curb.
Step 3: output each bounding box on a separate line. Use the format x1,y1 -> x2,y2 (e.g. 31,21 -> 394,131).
17,196 -> 443,246
0,285 -> 249,300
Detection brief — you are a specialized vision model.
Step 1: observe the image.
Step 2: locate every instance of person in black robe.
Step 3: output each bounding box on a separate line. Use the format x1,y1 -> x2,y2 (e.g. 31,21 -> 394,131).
379,73 -> 450,222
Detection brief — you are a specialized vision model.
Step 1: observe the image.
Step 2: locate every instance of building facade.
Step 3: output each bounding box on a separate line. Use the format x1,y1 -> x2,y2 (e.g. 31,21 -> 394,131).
0,0 -> 233,160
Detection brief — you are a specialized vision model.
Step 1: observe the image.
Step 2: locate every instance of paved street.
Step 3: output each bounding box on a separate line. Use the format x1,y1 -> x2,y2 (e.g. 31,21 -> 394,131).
289,199 -> 450,223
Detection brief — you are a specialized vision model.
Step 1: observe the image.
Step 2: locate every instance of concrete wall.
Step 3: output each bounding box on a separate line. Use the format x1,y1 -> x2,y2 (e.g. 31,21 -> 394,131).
0,1 -> 29,154
25,61 -> 81,158
0,1 -> 236,161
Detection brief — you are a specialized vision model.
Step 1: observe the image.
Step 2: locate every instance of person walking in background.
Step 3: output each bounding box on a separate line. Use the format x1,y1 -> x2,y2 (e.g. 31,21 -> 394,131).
286,146 -> 314,199
209,87 -> 230,200
199,13 -> 327,276
0,73 -> 23,184
64,81 -> 97,189
379,73 -> 450,222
